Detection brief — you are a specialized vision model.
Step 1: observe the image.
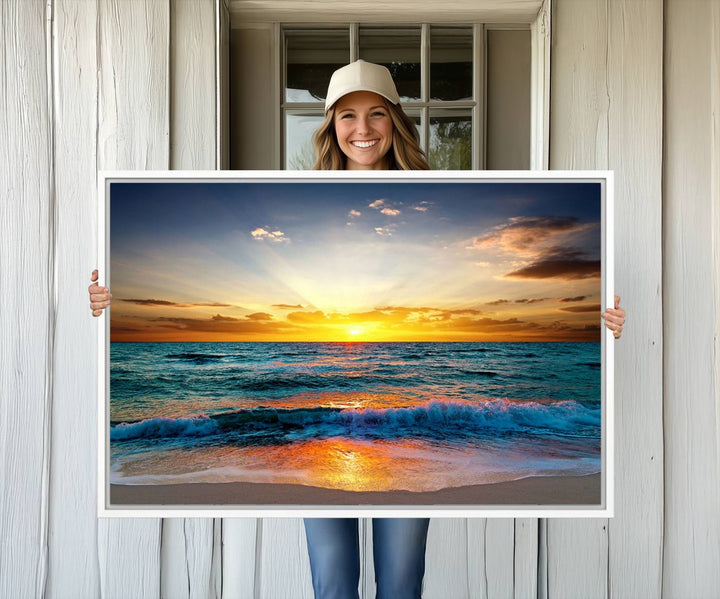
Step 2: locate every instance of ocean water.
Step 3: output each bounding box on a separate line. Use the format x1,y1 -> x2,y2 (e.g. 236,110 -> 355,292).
109,342 -> 602,492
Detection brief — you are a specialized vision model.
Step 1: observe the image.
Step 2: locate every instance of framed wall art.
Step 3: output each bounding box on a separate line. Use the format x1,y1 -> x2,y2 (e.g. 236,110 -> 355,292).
97,170 -> 614,518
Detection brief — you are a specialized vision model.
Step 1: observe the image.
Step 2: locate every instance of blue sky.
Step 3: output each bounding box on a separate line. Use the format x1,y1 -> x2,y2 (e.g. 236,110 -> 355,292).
109,180 -> 602,341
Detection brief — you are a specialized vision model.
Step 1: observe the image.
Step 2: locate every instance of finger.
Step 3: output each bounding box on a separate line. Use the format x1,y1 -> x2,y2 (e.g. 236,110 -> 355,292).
603,313 -> 624,326
614,295 -> 621,309
604,321 -> 622,332
92,309 -> 102,317
90,302 -> 110,310
613,330 -> 621,339
90,293 -> 109,302
91,269 -> 98,282
88,285 -> 108,295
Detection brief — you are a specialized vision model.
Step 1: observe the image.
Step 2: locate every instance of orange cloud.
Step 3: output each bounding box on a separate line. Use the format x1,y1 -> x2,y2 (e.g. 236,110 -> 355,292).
469,216 -> 586,255
558,304 -> 602,313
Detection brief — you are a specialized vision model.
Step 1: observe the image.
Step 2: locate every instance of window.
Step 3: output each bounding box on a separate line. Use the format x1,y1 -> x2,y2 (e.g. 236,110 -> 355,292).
229,23 -> 531,170
283,25 -> 481,170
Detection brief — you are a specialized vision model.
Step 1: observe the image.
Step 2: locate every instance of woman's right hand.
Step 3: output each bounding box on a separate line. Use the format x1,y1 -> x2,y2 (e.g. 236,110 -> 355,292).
89,269 -> 112,317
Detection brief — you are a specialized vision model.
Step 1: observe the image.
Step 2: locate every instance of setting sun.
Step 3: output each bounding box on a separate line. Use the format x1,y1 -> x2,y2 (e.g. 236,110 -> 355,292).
348,326 -> 365,337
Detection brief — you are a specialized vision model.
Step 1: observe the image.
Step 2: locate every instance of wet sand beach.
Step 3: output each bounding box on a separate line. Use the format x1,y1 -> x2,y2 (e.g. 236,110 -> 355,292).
110,472 -> 600,508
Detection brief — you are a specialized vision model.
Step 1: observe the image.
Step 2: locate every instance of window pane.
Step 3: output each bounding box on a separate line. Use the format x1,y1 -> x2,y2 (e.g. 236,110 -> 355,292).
359,28 -> 421,102
429,109 -> 472,170
286,30 -> 349,103
486,29 -> 530,169
402,108 -> 423,148
285,112 -> 324,170
430,27 -> 473,101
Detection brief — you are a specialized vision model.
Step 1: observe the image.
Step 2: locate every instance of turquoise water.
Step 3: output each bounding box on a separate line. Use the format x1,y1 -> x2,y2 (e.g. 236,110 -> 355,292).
109,341 -> 602,490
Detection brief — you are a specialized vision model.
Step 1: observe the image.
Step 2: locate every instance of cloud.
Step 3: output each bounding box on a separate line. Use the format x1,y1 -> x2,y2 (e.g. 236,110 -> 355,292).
127,302 -> 599,341
374,225 -> 396,237
286,310 -> 333,324
514,298 -> 550,304
485,299 -> 509,306
251,227 -> 290,243
558,304 -> 601,313
348,209 -> 361,218
272,304 -> 304,309
412,201 -> 432,212
121,298 -> 234,308
559,296 -> 587,302
380,207 -> 401,216
149,314 -> 297,334
503,248 -> 601,280
246,312 -> 274,320
368,199 -> 385,209
468,216 -> 592,256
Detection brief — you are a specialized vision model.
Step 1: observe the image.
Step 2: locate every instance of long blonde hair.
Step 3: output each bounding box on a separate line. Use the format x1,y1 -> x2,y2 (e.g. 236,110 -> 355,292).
312,100 -> 430,171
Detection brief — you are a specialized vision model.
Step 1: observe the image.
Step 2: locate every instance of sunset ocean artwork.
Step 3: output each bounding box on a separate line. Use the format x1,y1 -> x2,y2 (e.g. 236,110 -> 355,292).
107,179 -> 605,508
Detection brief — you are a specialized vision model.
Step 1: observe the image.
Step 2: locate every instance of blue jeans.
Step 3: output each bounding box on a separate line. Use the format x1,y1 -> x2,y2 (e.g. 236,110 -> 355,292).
303,518 -> 430,599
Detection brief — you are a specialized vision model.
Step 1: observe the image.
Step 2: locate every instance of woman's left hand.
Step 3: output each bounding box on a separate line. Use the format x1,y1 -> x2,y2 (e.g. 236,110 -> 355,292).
602,295 -> 626,340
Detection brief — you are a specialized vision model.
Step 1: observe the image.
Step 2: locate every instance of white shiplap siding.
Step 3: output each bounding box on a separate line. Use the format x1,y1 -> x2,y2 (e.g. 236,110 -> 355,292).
1,0 -> 718,597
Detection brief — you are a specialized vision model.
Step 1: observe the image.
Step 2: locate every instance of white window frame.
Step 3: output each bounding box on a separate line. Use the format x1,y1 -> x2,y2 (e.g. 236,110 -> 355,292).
281,23 -> 499,171
234,1 -> 551,171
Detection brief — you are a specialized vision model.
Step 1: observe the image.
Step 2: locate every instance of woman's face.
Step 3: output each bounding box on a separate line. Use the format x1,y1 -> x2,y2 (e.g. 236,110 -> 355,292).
333,91 -> 394,170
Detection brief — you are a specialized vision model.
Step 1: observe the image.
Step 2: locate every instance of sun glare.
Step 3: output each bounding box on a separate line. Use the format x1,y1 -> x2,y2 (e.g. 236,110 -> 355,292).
348,326 -> 365,337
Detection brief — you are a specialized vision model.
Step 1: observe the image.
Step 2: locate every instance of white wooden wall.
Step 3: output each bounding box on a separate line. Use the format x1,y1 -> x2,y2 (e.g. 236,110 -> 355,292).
1,0 -> 718,597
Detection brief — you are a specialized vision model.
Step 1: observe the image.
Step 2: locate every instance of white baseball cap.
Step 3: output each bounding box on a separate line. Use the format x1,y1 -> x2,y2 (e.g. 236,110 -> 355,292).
324,60 -> 400,112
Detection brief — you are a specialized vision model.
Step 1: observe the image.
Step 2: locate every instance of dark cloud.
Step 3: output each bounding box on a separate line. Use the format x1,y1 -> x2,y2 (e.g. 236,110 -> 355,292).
559,296 -> 587,302
246,312 -> 274,321
485,299 -> 509,306
149,314 -> 296,334
272,304 -> 304,309
211,314 -> 240,322
121,298 -> 233,308
504,248 -> 600,280
514,298 -> 550,304
505,258 -> 600,280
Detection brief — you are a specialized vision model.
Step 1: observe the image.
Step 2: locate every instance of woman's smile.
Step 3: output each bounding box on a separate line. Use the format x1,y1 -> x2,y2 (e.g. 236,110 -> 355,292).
350,139 -> 379,149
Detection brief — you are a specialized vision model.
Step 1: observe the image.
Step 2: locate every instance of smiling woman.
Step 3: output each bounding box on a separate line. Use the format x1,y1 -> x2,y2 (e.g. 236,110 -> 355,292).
312,60 -> 430,171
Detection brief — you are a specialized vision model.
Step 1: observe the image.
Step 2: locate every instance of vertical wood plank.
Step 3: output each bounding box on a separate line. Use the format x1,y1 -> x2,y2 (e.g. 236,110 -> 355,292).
97,1 -> 169,595
547,523 -> 607,598
606,0 -> 664,597
47,0 -> 101,595
257,519 -> 314,598
0,1 -> 52,597
547,1 -> 609,595
162,1 -> 219,597
513,519 -> 538,599
663,0 -> 720,595
162,519 -> 218,599
96,0 -> 169,171
170,0 -> 216,171
222,519 -> 257,598
423,520 -> 469,598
